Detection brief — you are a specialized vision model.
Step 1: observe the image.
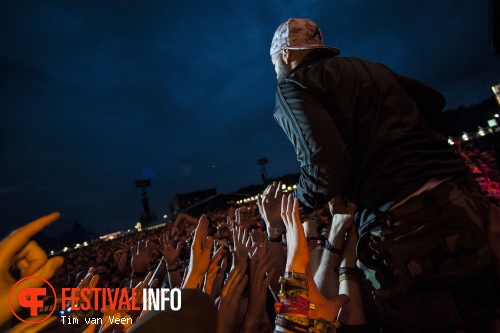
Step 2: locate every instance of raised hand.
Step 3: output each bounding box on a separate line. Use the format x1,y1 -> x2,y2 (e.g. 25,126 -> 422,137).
216,221 -> 232,241
72,267 -> 100,307
217,259 -> 248,333
235,206 -> 252,230
158,234 -> 185,268
0,213 -> 64,326
241,246 -> 275,333
171,213 -> 198,238
182,215 -> 215,289
210,257 -> 228,299
281,194 -> 309,273
203,247 -> 224,297
127,270 -> 159,324
249,228 -> 265,249
230,225 -> 251,266
130,240 -> 152,273
259,181 -> 284,228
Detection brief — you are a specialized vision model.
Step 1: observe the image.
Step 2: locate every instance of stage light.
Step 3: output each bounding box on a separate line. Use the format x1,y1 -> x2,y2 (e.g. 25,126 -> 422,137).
478,126 -> 485,136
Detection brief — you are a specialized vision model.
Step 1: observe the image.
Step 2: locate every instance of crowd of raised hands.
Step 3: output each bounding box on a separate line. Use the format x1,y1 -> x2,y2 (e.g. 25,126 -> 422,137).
0,181 -> 367,333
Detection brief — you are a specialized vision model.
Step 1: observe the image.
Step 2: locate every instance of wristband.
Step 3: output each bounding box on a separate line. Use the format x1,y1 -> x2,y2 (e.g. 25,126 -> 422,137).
312,317 -> 341,333
267,226 -> 284,237
275,294 -> 314,315
275,320 -> 308,333
339,273 -> 361,283
338,266 -> 363,276
279,271 -> 309,299
275,315 -> 340,333
324,239 -> 343,255
275,302 -> 309,316
275,315 -> 310,330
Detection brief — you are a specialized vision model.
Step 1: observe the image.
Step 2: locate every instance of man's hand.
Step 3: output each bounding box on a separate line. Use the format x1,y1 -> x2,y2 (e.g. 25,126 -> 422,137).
0,213 -> 64,326
328,194 -> 356,248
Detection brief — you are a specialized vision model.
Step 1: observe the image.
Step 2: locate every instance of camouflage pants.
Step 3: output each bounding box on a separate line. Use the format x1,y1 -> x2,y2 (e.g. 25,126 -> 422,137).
357,174 -> 499,332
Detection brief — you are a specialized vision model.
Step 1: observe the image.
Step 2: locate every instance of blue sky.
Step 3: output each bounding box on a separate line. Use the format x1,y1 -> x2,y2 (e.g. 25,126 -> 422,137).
1,0 -> 500,238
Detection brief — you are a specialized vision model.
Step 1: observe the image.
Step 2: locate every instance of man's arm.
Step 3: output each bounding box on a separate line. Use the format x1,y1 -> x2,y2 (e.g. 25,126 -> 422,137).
395,73 -> 447,134
274,83 -> 352,211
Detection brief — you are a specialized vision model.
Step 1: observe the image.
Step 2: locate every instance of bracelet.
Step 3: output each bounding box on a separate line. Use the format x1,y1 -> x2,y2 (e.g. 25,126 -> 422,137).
339,274 -> 361,283
268,235 -> 282,242
275,315 -> 309,333
312,317 -> 341,333
275,295 -> 313,316
338,266 -> 363,276
275,301 -> 308,316
324,239 -> 343,255
275,315 -> 340,333
306,236 -> 319,243
267,226 -> 284,237
279,271 -> 309,299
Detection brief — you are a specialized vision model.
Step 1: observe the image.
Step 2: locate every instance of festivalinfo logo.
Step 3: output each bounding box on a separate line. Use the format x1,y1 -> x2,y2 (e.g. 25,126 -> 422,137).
9,276 -> 181,325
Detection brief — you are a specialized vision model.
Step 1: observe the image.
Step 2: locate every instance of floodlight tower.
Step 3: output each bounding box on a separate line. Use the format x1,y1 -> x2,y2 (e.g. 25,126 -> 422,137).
135,179 -> 158,227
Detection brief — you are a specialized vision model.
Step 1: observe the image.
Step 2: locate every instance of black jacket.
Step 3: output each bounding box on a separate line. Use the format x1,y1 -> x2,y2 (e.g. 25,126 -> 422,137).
274,50 -> 466,232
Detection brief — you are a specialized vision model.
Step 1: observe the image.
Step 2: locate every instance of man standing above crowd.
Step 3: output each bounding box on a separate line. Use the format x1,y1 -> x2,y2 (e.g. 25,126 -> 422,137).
270,18 -> 499,332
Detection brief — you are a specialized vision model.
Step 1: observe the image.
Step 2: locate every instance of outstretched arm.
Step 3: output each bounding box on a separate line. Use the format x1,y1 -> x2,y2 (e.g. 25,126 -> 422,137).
314,194 -> 355,299
274,83 -> 352,211
182,215 -> 215,289
257,181 -> 286,290
276,195 -> 349,333
171,213 -> 199,238
338,225 -> 366,325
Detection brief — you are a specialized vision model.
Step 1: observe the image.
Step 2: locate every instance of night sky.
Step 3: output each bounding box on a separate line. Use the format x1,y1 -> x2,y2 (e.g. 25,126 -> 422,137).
1,0 -> 500,239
